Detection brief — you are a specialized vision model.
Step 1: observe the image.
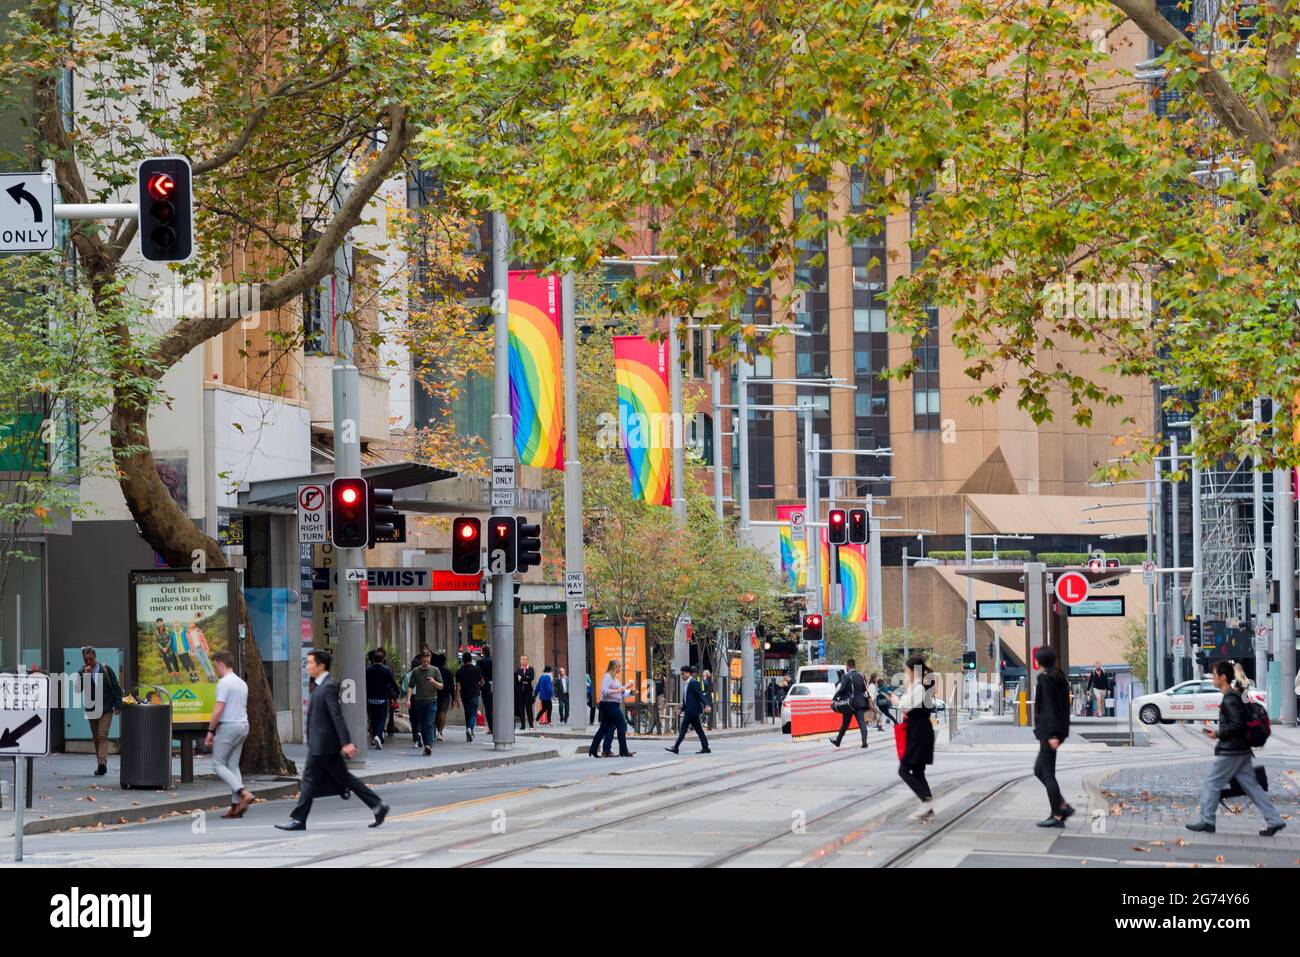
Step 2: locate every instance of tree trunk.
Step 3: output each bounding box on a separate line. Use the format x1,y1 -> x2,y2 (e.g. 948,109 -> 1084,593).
111,393 -> 295,776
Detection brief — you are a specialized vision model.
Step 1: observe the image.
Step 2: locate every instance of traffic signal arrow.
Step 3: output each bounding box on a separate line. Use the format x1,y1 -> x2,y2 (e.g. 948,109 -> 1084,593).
5,182 -> 43,221
0,714 -> 42,749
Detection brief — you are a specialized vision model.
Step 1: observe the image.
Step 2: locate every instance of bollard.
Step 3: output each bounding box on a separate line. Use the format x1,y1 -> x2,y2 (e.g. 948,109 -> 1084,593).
1018,690 -> 1027,727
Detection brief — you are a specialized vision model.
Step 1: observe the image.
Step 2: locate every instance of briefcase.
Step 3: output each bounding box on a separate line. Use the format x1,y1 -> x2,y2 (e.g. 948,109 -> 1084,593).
1220,765 -> 1268,801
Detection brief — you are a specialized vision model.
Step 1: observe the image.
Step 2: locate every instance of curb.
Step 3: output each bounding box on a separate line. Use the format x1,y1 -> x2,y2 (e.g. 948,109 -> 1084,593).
12,748 -> 561,836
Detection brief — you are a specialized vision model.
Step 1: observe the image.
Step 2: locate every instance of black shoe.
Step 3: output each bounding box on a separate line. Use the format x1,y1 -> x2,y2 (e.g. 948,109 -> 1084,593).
370,803 -> 389,828
664,747 -> 679,754
1058,805 -> 1076,822
828,737 -> 841,748
618,752 -> 635,758
275,820 -> 306,832
861,742 -> 869,749
1185,821 -> 1216,833
340,790 -> 351,800
1037,816 -> 1064,828
1260,822 -> 1287,837
697,748 -> 712,754
94,764 -> 107,776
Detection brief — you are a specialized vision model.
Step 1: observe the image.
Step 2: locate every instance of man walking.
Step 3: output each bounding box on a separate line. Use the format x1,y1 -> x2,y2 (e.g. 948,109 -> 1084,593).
701,669 -> 716,729
1186,660 -> 1286,837
276,650 -> 388,832
479,645 -> 494,734
665,665 -> 711,754
80,646 -> 122,776
515,655 -> 536,730
406,650 -> 443,755
556,667 -> 570,723
205,651 -> 254,818
828,658 -> 870,749
455,652 -> 484,741
365,649 -> 400,749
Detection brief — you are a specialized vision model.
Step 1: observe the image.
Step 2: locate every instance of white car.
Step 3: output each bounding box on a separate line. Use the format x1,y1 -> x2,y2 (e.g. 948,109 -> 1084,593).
1134,679 -> 1265,725
797,665 -> 846,687
780,682 -> 837,733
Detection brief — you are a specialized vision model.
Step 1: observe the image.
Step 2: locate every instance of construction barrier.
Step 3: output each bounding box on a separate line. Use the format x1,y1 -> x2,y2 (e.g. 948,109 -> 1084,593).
789,696 -> 860,738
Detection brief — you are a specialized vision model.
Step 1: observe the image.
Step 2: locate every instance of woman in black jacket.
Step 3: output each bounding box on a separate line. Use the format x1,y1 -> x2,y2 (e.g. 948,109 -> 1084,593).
1032,646 -> 1075,827
892,654 -> 937,822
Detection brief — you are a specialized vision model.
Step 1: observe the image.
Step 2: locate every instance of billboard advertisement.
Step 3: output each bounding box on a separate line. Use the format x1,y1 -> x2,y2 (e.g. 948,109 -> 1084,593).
128,569 -> 240,730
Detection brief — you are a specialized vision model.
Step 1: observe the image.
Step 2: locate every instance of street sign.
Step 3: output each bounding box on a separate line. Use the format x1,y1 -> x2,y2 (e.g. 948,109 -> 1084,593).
343,567 -> 366,583
1054,571 -> 1089,606
1142,560 -> 1155,586
0,673 -> 51,756
565,571 -> 585,601
1065,596 -> 1126,617
521,601 -> 566,615
790,510 -> 806,541
297,483 -> 328,544
976,599 -> 1026,621
492,457 -> 516,490
1172,633 -> 1185,658
0,173 -> 55,253
491,488 -> 516,508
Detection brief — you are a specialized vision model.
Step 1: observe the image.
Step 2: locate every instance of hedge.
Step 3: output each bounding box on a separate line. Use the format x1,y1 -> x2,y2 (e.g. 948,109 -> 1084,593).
925,550 -> 1148,565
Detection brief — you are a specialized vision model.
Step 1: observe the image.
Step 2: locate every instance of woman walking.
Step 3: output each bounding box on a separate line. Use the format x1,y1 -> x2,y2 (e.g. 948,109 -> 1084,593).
866,673 -> 885,730
1033,646 -> 1075,827
588,660 -> 636,758
892,654 -> 937,822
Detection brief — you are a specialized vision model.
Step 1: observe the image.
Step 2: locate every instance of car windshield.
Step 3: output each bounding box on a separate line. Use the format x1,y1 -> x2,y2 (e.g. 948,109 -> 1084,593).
790,686 -> 810,696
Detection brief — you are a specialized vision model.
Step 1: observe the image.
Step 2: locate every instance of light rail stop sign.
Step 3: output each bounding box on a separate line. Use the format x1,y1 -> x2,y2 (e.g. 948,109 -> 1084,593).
1054,570 -> 1090,607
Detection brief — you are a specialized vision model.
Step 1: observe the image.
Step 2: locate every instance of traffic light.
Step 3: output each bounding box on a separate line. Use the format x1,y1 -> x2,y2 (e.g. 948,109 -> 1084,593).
987,641 -> 995,658
451,517 -> 482,574
1101,557 -> 1121,588
1087,557 -> 1104,572
367,482 -> 400,548
138,157 -> 193,262
330,478 -> 369,548
516,517 -> 542,571
1188,615 -> 1202,647
802,613 -> 823,645
962,651 -> 977,671
828,508 -> 847,545
848,508 -> 869,544
487,516 -> 518,573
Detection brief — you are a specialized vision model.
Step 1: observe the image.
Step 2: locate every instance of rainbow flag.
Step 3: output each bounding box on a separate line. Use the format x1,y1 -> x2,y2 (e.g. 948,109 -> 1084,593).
838,544 -> 868,622
613,335 -> 672,506
508,270 -> 564,470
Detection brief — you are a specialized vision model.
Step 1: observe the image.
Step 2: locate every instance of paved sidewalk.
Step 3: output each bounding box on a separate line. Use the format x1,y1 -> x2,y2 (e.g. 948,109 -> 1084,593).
513,720 -> 782,741
0,734 -> 560,837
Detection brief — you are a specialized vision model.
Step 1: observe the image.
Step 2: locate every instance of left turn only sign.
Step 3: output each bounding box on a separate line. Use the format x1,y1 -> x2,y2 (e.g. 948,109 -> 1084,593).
0,173 -> 55,253
0,673 -> 51,756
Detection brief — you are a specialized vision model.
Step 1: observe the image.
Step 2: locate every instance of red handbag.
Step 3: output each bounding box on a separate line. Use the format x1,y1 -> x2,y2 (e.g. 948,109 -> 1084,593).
894,718 -> 909,760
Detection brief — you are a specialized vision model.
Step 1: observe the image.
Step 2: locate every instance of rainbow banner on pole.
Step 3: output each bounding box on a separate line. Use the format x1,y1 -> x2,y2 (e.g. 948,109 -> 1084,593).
777,505 -> 805,590
838,544 -> 868,622
508,270 -> 564,470
613,335 -> 672,506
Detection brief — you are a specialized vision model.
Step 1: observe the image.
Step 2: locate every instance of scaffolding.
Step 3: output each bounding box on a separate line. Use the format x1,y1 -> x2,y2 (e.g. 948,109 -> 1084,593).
1198,460 -> 1265,624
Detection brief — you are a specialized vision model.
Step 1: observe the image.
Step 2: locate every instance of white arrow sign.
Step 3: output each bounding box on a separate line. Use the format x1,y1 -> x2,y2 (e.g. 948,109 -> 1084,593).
0,173 -> 55,254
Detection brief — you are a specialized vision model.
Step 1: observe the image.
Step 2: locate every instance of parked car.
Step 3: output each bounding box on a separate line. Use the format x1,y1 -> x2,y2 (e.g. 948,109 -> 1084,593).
1134,679 -> 1265,725
780,682 -> 837,733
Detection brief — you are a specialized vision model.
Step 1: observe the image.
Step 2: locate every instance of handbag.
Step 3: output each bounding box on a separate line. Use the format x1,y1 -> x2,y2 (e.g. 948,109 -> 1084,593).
1219,765 -> 1268,803
894,718 -> 909,760
831,694 -> 852,714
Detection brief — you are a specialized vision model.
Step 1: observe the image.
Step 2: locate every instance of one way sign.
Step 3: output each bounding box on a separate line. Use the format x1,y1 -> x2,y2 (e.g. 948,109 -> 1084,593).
0,673 -> 51,756
0,173 -> 55,253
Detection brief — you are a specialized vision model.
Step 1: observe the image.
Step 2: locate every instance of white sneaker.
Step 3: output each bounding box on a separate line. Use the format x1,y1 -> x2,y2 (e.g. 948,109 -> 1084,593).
909,804 -> 935,822
436,731 -> 445,742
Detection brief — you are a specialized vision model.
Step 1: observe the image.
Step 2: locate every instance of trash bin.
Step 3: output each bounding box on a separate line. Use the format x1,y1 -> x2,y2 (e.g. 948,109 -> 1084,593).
119,685 -> 172,789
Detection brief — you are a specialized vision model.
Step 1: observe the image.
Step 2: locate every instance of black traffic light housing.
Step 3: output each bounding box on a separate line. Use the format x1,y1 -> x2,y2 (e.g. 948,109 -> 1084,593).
802,613 -> 823,644
1188,615 -> 1202,647
516,517 -> 542,571
487,516 -> 518,573
828,508 -> 847,545
848,508 -> 869,544
963,650 -> 977,671
138,156 -> 193,262
367,482 -> 400,548
451,517 -> 482,574
330,477 -> 369,548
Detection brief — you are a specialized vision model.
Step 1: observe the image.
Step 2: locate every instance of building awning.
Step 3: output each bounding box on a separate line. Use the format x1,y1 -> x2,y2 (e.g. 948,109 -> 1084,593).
238,462 -> 456,513
966,493 -> 1147,537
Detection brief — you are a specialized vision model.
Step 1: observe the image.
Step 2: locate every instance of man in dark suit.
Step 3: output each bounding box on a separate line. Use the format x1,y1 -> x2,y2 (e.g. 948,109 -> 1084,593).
515,655 -> 536,730
665,665 -> 711,754
276,649 -> 388,831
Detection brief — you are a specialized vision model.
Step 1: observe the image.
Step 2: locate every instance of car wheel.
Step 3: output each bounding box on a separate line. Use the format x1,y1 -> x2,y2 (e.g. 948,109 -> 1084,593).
1138,704 -> 1161,726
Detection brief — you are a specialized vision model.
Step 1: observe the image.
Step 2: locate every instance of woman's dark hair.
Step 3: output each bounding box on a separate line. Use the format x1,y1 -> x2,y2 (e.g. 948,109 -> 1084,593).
1037,646 -> 1061,675
904,654 -> 931,674
544,664 -> 552,673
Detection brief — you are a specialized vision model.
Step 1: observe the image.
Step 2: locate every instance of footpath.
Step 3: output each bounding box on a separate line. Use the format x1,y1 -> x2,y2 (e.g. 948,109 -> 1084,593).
0,734 -> 559,838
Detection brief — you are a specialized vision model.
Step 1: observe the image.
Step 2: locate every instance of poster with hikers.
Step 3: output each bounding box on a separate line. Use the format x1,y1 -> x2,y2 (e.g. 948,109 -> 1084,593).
128,569 -> 240,729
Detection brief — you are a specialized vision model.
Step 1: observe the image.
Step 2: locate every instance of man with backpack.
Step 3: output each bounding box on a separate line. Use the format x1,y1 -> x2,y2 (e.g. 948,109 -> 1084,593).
1186,659 -> 1286,837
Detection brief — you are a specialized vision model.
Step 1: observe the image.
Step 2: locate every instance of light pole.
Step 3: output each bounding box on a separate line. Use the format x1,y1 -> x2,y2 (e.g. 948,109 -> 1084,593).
489,212 -> 515,749
561,272 -> 588,732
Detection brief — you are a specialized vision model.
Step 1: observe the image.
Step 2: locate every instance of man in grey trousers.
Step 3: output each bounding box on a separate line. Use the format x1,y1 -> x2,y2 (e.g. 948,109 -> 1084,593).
1186,659 -> 1286,837
205,651 -> 254,818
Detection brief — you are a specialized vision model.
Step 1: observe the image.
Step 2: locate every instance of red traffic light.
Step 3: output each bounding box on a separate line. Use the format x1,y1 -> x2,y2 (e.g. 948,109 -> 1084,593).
146,172 -> 175,200
330,477 -> 369,548
340,485 -> 359,505
828,508 -> 847,544
459,522 -> 477,539
451,516 -> 482,575
830,512 -> 844,524
804,614 -> 822,628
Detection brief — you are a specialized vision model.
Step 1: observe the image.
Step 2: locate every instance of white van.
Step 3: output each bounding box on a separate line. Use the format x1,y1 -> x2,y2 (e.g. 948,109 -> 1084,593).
797,664 -> 845,687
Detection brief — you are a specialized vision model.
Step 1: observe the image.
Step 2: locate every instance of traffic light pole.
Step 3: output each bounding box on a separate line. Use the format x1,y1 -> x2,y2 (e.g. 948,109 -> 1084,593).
1274,467 -> 1297,727
561,272 -> 588,733
332,244 -> 367,764
804,412 -> 821,622
490,212 -> 516,749
1190,427 -> 1204,680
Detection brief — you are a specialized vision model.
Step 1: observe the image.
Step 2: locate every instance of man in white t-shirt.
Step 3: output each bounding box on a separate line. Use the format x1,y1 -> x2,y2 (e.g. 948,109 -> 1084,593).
205,651 -> 253,818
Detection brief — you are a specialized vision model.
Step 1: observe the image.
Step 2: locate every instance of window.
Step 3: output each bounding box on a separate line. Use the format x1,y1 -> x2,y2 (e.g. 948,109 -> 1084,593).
751,353 -> 772,378
855,393 -> 872,417
913,390 -> 940,415
691,329 -> 706,380
853,307 -> 887,333
854,350 -> 872,376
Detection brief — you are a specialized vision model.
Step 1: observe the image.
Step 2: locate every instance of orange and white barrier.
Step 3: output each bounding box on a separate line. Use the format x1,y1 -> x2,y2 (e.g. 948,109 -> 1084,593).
789,697 -> 859,738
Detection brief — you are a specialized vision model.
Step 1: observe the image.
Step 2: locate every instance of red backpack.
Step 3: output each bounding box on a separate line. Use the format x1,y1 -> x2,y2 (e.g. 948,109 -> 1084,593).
1244,698 -> 1271,748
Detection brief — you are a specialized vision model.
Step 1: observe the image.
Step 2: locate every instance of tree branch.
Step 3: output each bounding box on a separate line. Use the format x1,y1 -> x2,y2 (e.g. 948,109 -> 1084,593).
152,105 -> 413,370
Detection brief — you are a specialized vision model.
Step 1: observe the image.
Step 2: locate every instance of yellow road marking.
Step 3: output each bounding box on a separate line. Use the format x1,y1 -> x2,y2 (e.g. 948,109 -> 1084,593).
391,787 -> 540,822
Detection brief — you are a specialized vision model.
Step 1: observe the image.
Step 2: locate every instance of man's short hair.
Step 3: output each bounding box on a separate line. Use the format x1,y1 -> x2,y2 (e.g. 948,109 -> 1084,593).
81,645 -> 96,657
213,650 -> 235,669
308,649 -> 332,671
1213,659 -> 1235,681
846,658 -> 856,668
